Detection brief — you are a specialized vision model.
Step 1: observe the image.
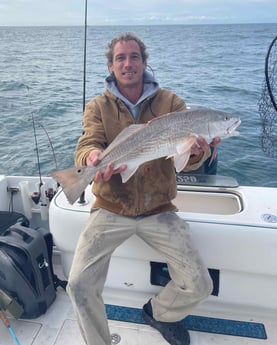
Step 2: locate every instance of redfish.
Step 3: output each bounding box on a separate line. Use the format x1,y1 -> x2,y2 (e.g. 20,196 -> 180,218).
51,108 -> 240,204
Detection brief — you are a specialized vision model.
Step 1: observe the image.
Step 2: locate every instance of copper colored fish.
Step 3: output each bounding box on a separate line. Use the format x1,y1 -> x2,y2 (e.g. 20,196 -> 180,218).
51,108 -> 240,204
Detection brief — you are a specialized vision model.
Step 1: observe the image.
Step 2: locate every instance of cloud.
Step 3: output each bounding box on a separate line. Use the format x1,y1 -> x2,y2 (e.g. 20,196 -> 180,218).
0,0 -> 276,26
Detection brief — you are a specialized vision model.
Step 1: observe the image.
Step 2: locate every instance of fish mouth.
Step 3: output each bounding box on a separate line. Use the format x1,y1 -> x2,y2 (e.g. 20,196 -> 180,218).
227,119 -> 241,134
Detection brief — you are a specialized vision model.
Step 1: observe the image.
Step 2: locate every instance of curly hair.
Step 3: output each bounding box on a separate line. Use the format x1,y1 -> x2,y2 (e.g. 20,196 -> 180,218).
105,32 -> 149,64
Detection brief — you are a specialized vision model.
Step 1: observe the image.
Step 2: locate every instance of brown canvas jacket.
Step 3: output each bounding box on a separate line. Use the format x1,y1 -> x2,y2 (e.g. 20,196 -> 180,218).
75,88 -> 210,216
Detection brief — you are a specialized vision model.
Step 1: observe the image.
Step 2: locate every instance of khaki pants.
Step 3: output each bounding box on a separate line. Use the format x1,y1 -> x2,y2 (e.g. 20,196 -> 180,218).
67,209 -> 213,345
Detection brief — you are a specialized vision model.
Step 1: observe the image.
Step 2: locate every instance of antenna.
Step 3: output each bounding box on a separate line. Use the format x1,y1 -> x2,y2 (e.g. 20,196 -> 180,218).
83,0 -> 88,114
78,0 -> 88,205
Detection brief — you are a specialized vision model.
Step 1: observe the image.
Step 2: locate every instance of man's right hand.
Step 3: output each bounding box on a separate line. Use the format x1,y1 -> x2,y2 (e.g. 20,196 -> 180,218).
86,149 -> 127,182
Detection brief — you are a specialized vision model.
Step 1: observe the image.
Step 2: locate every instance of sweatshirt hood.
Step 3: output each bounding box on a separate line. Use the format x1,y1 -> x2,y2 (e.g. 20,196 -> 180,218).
104,70 -> 159,119
105,70 -> 159,104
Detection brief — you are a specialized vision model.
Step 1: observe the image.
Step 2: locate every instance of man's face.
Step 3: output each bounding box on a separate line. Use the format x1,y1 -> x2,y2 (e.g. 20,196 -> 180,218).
109,40 -> 147,90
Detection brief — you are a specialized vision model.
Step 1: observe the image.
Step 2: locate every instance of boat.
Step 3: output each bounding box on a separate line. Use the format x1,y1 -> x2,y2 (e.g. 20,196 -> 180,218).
0,15 -> 276,345
0,172 -> 277,345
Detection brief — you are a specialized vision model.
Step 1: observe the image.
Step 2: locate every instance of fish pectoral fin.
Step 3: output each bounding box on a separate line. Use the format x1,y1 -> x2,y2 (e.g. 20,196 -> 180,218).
120,166 -> 139,183
172,134 -> 196,172
176,135 -> 196,155
174,152 -> 192,172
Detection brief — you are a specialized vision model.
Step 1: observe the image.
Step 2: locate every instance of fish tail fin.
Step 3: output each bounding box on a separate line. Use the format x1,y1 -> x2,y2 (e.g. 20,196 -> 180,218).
51,166 -> 94,204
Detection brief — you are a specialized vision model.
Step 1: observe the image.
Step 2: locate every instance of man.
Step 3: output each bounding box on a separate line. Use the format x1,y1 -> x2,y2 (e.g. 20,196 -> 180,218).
67,32 -> 215,345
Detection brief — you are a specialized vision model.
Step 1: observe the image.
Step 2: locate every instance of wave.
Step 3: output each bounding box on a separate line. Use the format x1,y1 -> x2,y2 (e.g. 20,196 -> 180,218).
0,80 -> 28,92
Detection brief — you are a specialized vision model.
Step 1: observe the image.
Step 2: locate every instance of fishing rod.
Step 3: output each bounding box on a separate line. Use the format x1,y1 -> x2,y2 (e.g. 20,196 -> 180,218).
26,85 -> 43,190
78,0 -> 88,205
25,85 -> 58,203
0,310 -> 22,345
36,121 -> 58,171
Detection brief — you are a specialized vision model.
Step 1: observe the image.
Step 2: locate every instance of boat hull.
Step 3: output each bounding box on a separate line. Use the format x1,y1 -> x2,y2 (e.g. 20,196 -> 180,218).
49,182 -> 277,314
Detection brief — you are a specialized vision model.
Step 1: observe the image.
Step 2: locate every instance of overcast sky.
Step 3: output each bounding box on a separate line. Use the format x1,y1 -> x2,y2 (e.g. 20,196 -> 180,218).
1,0 -> 277,26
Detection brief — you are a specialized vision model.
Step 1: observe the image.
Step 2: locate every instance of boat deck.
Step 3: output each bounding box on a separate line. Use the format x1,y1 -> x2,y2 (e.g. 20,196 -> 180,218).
1,257 -> 277,345
1,175 -> 277,344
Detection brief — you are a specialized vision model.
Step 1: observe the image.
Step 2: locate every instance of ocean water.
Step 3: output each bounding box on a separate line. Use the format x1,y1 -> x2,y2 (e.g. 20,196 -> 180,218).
1,23 -> 277,187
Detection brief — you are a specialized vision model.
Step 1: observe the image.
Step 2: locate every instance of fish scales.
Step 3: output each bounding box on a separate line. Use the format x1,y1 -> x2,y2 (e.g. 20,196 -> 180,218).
98,113 -> 193,171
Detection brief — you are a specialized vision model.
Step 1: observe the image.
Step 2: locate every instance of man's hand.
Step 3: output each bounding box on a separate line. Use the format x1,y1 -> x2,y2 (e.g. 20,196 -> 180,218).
209,136 -> 221,165
189,136 -> 221,165
210,136 -> 221,148
191,136 -> 221,155
86,149 -> 127,182
191,136 -> 210,156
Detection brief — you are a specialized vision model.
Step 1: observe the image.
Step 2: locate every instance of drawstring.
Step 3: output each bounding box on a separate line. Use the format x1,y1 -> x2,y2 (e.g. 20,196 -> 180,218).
115,95 -> 158,121
148,97 -> 157,117
115,98 -> 121,120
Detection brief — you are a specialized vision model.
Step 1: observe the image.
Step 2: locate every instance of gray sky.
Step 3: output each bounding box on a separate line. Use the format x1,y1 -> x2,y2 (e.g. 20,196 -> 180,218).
1,0 -> 277,26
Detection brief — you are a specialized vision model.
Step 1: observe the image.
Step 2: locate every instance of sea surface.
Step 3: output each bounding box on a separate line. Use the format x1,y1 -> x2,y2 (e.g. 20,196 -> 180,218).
1,23 -> 277,187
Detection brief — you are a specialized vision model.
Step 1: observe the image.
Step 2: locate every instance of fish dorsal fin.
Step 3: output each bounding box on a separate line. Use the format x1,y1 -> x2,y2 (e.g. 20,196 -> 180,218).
100,124 -> 147,159
147,111 -> 176,124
